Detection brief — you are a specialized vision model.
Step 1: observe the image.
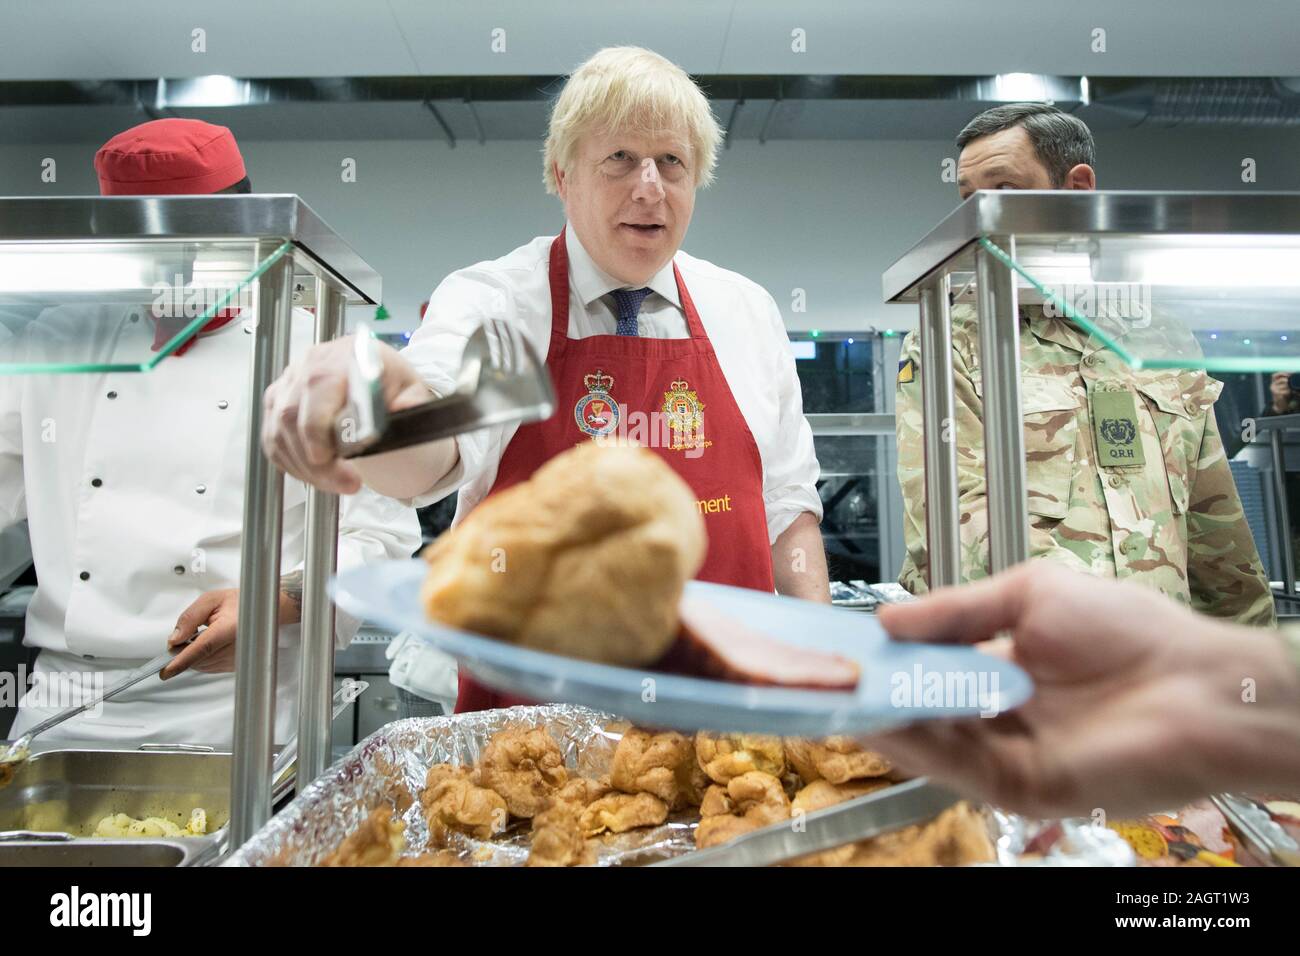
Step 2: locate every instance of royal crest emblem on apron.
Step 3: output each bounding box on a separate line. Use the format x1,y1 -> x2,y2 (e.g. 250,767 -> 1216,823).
574,369 -> 620,438
662,378 -> 710,451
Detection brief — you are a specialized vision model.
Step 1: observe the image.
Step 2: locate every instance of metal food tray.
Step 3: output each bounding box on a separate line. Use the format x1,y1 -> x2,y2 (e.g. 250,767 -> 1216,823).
0,746 -> 237,867
223,705 -> 1134,867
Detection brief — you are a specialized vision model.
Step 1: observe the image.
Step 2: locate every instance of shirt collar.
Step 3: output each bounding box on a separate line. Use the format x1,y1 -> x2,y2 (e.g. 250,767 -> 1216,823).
564,223 -> 681,310
1023,304 -> 1110,356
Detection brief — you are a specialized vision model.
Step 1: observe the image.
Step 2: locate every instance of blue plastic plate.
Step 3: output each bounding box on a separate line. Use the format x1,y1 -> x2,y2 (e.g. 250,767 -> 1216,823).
330,559 -> 1033,735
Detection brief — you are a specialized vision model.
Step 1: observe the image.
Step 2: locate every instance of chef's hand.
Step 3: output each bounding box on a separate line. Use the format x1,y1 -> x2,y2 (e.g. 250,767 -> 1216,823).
260,336 -> 431,495
161,588 -> 302,678
1270,371 -> 1293,415
863,563 -> 1300,818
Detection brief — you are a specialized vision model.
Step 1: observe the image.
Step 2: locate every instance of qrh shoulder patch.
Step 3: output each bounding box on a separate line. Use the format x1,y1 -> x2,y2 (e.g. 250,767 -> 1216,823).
897,357 -> 916,385
1092,389 -> 1146,467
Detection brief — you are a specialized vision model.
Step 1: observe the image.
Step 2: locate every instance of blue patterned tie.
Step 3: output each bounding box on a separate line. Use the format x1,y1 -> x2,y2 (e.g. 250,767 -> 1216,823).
611,287 -> 652,337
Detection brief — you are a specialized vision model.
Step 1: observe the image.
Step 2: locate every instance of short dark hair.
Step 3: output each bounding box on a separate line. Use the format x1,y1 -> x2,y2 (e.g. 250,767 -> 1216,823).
217,176 -> 253,194
955,103 -> 1095,186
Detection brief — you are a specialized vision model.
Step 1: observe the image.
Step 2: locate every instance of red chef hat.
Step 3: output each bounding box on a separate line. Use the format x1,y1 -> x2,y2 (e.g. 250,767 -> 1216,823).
94,119 -> 246,196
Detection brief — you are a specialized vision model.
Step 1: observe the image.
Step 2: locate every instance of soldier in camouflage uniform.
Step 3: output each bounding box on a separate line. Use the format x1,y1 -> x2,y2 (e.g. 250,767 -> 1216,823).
897,304 -> 1275,625
896,104 -> 1275,627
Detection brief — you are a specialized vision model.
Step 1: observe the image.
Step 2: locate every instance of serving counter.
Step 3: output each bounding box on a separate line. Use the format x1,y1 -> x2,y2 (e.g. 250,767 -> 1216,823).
0,194 -> 379,852
883,190 -> 1300,592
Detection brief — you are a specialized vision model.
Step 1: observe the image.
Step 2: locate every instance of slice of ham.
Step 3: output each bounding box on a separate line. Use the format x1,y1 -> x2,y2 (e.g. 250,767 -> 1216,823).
653,595 -> 860,690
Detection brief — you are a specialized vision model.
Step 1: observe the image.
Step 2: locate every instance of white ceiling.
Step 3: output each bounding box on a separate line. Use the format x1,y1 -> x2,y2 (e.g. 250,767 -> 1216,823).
1,0 -> 1297,81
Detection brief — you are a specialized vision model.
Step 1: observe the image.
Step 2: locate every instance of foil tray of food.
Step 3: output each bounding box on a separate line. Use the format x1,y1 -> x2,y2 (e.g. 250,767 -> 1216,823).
223,705 -> 1133,867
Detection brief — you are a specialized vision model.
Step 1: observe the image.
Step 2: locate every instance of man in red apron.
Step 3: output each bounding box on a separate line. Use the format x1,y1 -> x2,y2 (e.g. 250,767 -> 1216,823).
261,46 -> 830,712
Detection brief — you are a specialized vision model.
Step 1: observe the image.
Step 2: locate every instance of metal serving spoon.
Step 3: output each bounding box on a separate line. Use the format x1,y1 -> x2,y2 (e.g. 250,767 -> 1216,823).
0,638 -> 196,786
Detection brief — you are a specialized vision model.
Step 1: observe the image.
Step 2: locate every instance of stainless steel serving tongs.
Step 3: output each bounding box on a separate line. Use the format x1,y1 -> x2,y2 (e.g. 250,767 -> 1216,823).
335,319 -> 555,459
653,778 -> 962,867
1210,793 -> 1300,867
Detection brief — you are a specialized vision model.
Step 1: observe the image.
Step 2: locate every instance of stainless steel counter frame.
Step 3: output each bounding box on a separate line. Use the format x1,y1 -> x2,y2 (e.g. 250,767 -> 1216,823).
882,190 -> 1300,589
1250,412 -> 1300,597
0,195 -> 378,850
804,413 -> 896,436
0,195 -> 380,305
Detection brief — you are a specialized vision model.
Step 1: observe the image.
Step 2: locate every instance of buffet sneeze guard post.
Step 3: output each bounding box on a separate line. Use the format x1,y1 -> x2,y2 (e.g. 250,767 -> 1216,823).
917,274 -> 961,588
229,243 -> 371,847
974,235 -> 1030,574
911,235 -> 1031,582
0,194 -> 385,854
229,240 -> 295,847
1268,422 -> 1297,597
295,279 -> 345,791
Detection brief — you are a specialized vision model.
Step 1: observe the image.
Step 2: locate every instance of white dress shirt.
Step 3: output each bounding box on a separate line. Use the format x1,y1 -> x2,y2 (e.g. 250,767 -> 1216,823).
401,226 -> 822,541
0,304 -> 421,746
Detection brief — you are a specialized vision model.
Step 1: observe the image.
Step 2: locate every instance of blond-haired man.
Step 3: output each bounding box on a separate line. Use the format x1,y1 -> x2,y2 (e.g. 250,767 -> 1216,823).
261,47 -> 828,712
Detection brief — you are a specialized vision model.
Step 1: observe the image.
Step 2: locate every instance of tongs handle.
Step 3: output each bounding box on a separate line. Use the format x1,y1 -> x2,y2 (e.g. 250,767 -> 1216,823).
339,393 -> 476,459
334,324 -> 389,456
654,778 -> 961,868
334,320 -> 555,460
270,678 -> 369,790
1211,793 -> 1300,867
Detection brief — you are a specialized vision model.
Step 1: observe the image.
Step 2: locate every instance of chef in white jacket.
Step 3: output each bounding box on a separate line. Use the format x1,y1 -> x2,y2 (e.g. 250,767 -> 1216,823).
0,119 -> 420,746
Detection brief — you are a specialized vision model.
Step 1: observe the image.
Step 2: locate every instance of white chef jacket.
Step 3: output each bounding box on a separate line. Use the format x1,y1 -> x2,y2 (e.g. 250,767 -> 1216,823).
401,226 -> 823,537
0,303 -> 421,746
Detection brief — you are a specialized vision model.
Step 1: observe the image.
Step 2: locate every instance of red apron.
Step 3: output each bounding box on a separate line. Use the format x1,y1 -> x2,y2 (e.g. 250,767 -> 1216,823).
455,228 -> 775,712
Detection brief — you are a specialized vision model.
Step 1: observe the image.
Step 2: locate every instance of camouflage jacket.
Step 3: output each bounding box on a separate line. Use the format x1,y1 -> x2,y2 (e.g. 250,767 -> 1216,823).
896,303 -> 1276,627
